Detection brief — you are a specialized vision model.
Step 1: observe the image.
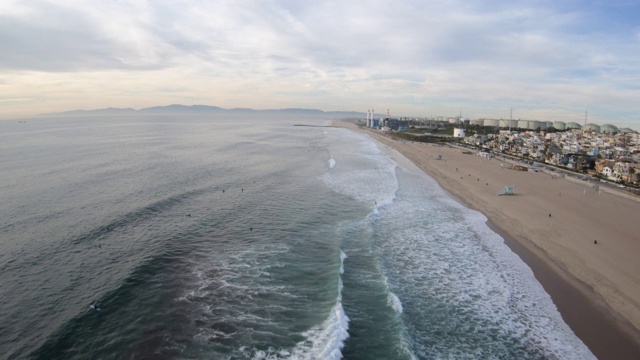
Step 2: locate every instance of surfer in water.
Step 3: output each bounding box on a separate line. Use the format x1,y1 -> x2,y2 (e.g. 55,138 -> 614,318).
89,302 -> 102,311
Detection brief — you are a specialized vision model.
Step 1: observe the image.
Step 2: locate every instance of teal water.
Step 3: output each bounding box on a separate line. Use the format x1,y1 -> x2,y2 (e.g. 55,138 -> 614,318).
0,115 -> 593,359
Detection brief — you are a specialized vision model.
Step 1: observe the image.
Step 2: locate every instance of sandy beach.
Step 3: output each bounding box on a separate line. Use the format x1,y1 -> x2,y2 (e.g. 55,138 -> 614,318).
337,121 -> 640,359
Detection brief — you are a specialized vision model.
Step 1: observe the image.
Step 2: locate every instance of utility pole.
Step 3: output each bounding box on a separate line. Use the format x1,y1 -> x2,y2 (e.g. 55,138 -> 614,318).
585,110 -> 588,126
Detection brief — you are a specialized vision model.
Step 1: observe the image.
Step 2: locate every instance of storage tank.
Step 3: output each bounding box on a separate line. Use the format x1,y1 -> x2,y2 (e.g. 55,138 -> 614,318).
517,120 -> 529,129
553,121 -> 566,130
469,119 -> 483,126
584,123 -> 601,132
453,128 -> 466,138
619,128 -> 634,134
484,119 -> 499,127
529,121 -> 541,130
499,119 -> 518,128
538,121 -> 548,130
566,122 -> 582,129
600,124 -> 618,133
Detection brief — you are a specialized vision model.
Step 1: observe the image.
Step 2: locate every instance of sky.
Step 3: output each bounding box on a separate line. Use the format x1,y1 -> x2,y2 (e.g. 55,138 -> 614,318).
1,0 -> 639,128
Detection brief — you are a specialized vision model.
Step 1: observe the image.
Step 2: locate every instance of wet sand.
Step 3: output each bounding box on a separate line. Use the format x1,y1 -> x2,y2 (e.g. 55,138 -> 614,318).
337,121 -> 640,359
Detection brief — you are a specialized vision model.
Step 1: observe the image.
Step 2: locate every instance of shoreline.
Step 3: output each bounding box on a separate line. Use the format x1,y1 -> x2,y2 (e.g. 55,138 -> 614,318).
487,221 -> 640,359
335,121 -> 640,359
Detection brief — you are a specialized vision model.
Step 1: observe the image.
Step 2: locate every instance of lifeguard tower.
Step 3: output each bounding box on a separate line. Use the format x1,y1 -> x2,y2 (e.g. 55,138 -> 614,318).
497,186 -> 514,196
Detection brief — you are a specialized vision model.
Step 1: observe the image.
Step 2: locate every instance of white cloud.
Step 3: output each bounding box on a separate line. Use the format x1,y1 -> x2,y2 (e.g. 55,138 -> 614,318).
0,0 -> 638,128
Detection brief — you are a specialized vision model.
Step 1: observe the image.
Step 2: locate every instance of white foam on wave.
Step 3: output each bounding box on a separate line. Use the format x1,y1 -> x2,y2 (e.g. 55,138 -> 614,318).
241,254 -> 350,360
369,166 -> 595,359
387,292 -> 403,314
339,250 -> 347,274
189,247 -> 350,360
322,129 -> 398,208
292,278 -> 349,360
238,292 -> 350,360
281,250 -> 349,360
176,242 -> 301,351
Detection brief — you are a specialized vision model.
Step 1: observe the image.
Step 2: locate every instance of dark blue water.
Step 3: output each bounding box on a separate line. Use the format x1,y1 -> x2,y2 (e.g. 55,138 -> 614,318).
0,115 -> 593,359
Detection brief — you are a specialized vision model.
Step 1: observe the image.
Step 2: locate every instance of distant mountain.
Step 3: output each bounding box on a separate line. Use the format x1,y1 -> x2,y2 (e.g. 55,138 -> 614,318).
139,104 -> 224,113
41,107 -> 138,116
40,104 -> 364,118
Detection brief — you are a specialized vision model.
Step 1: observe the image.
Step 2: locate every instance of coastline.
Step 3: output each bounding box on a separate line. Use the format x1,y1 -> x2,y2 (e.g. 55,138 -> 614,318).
335,120 -> 640,359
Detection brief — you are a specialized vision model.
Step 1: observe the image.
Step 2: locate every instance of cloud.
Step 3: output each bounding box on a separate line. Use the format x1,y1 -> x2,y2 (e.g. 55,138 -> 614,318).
0,0 -> 638,127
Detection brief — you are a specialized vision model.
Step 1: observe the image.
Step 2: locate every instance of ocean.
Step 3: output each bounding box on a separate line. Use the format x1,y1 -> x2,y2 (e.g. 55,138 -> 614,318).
0,115 -> 594,359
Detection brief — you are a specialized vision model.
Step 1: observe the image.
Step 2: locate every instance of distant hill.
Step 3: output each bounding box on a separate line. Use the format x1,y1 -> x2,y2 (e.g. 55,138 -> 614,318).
40,104 -> 364,118
42,107 -> 138,116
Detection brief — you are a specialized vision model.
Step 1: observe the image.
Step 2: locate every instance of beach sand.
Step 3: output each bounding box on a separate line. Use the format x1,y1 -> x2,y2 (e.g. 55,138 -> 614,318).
336,121 -> 640,359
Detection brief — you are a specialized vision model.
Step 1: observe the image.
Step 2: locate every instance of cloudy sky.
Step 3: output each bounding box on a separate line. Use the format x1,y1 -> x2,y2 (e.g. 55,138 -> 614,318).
1,0 -> 639,127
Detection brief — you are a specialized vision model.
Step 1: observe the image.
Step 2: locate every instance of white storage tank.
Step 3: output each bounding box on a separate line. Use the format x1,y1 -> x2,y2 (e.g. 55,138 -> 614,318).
517,120 -> 529,129
484,119 -> 499,127
566,122 -> 582,129
553,121 -> 566,130
600,124 -> 618,133
469,119 -> 484,126
453,128 -> 466,138
584,123 -> 601,132
499,119 -> 518,128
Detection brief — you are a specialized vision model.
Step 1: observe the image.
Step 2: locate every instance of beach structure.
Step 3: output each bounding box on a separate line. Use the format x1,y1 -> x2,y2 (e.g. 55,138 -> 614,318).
497,186 -> 514,195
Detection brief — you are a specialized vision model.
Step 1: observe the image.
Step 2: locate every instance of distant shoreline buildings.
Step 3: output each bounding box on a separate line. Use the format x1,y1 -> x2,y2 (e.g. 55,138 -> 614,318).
357,113 -> 639,187
361,109 -> 637,134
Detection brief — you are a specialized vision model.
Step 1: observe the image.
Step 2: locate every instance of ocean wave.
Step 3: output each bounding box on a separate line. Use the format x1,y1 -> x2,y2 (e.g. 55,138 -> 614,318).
210,251 -> 350,360
370,167 -> 595,359
322,130 -> 398,208
387,292 -> 403,314
339,250 -> 347,274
